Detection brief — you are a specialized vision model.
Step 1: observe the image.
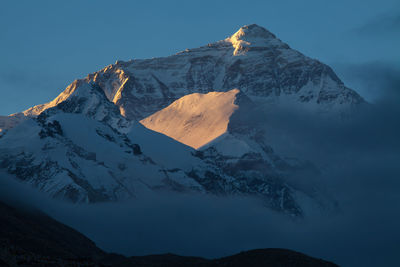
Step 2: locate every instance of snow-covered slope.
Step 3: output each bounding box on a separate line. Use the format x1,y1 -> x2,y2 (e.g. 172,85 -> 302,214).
0,24 -> 348,216
0,111 -> 313,215
0,81 -> 325,216
141,88 -> 330,216
141,89 -> 240,149
0,82 -> 193,202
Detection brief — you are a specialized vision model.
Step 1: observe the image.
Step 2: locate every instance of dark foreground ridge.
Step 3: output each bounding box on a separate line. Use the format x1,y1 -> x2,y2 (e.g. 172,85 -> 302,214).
0,200 -> 338,266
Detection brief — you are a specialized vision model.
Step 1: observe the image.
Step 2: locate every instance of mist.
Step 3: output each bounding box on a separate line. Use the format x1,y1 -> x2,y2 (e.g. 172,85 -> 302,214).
1,154 -> 399,267
1,72 -> 399,267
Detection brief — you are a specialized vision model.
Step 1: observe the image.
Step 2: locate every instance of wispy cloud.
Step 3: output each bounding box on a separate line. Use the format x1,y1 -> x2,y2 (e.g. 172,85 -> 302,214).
351,13 -> 400,37
333,61 -> 400,102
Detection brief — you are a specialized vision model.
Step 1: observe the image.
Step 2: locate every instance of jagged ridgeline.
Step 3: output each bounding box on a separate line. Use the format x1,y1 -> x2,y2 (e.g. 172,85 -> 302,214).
0,24 -> 364,216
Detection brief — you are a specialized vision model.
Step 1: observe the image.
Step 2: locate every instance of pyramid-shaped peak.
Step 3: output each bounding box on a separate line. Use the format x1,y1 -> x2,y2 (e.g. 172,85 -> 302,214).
227,24 -> 281,55
231,24 -> 276,41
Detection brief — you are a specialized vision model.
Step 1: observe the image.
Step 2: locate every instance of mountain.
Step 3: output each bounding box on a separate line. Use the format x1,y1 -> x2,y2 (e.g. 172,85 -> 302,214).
90,24 -> 363,120
122,249 -> 339,267
0,200 -> 106,265
0,83 -> 198,203
0,200 -> 338,266
11,24 -> 364,124
0,84 -> 319,216
0,24 -> 364,134
0,24 -> 361,216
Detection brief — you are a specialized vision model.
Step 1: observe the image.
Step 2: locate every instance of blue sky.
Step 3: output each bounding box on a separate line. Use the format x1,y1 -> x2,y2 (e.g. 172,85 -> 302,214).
1,0 -> 399,115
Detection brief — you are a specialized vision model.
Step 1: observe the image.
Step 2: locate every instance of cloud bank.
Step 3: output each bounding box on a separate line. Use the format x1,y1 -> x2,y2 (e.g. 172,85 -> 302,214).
1,72 -> 399,267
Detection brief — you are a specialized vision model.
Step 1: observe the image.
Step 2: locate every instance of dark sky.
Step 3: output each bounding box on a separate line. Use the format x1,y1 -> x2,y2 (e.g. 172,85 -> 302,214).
0,0 -> 399,115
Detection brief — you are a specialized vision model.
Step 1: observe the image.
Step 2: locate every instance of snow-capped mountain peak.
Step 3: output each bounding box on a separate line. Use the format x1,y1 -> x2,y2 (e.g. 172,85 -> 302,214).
5,23 -> 364,124
231,24 -> 276,40
226,24 -> 284,55
0,24 -> 358,216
